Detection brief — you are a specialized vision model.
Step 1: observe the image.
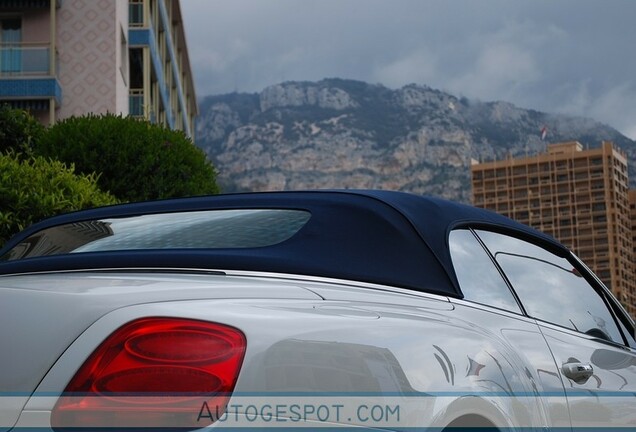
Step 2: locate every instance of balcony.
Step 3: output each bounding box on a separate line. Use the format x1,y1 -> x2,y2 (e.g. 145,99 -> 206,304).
0,43 -> 60,104
0,43 -> 51,76
129,89 -> 144,117
129,89 -> 158,123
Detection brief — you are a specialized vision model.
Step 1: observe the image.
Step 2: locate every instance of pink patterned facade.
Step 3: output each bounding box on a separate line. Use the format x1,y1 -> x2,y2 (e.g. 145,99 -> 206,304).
57,0 -> 128,119
0,0 -> 197,137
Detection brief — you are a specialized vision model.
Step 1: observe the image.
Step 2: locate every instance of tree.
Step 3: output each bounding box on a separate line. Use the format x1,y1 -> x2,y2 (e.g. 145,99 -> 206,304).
0,153 -> 118,246
37,114 -> 220,202
0,104 -> 45,155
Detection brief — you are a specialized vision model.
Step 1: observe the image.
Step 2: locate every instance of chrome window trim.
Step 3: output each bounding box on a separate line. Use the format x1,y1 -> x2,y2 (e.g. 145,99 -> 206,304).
448,227 -> 526,315
0,267 -> 452,303
468,228 -> 631,348
450,296 -> 537,324
532,316 -> 634,351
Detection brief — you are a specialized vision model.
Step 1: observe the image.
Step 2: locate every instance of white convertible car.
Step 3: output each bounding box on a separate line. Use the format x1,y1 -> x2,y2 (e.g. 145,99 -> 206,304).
0,190 -> 634,431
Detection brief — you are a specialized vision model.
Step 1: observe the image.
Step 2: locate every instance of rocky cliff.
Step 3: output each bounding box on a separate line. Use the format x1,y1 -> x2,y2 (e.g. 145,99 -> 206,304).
196,78 -> 636,202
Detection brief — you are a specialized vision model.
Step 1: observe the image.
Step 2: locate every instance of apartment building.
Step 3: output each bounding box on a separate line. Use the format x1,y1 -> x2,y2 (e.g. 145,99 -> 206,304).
631,189 -> 636,265
0,0 -> 196,137
471,141 -> 636,316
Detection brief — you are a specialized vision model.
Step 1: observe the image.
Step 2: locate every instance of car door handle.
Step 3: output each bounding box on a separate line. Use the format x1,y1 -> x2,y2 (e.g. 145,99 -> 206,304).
561,361 -> 594,384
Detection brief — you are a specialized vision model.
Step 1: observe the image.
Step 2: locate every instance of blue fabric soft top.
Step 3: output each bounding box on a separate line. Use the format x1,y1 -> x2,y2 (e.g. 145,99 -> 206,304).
0,190 -> 567,297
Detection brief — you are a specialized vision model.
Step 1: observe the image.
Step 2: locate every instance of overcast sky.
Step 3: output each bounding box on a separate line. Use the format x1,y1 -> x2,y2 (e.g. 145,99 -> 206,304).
181,0 -> 636,139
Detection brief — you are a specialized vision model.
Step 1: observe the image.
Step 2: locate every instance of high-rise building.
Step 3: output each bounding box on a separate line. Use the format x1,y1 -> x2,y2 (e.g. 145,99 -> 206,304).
631,189 -> 636,267
471,141 -> 636,316
0,0 -> 196,137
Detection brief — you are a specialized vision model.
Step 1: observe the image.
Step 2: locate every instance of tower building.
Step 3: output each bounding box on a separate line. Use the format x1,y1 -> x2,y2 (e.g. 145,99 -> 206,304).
472,141 -> 635,316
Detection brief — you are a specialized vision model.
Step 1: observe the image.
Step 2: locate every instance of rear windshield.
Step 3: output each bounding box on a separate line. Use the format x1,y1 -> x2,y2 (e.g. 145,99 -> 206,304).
1,209 -> 311,261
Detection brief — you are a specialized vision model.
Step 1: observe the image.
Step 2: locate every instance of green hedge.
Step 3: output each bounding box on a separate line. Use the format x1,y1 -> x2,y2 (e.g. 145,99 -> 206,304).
36,114 -> 220,202
0,153 -> 118,246
0,104 -> 45,155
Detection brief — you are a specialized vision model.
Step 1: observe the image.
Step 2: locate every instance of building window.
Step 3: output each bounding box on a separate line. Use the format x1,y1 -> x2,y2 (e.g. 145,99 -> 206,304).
129,48 -> 144,117
0,18 -> 22,74
129,0 -> 144,26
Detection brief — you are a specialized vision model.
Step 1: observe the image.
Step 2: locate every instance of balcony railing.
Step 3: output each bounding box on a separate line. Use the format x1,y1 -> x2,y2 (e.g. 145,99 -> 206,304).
0,44 -> 51,76
2,0 -> 50,7
129,89 -> 157,123
129,89 -> 145,117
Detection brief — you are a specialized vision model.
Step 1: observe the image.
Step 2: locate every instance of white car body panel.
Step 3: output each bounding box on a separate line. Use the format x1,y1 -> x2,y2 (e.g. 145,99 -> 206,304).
8,271 -> 574,431
2,191 -> 635,431
538,323 -> 636,428
0,272 -> 322,432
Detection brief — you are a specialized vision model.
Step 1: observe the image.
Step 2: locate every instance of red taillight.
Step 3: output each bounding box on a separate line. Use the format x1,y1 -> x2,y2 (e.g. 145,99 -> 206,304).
51,317 -> 246,430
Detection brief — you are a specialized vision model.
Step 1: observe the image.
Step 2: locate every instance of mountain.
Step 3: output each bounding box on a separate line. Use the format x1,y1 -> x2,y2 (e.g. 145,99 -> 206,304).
195,78 -> 636,202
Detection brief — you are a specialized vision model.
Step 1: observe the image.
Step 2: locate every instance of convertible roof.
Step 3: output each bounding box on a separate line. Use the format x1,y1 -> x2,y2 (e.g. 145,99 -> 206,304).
0,190 -> 566,297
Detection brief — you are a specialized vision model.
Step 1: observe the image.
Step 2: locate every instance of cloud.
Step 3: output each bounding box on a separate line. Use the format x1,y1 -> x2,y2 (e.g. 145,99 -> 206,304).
552,80 -> 592,115
588,83 -> 636,140
549,81 -> 636,139
181,0 -> 636,138
624,125 -> 636,141
189,38 -> 251,74
448,42 -> 540,101
440,18 -> 572,102
372,50 -> 438,88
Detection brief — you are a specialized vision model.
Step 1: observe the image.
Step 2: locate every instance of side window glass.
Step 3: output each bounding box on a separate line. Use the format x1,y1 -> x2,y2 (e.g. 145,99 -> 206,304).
449,229 -> 521,313
475,230 -> 623,343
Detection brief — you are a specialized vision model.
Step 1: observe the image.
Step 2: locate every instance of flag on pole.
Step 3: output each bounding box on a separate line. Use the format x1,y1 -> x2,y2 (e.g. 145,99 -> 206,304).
540,126 -> 548,141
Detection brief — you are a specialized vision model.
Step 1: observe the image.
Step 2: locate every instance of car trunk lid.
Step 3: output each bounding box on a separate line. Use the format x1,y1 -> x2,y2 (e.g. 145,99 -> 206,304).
0,270 -> 321,432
